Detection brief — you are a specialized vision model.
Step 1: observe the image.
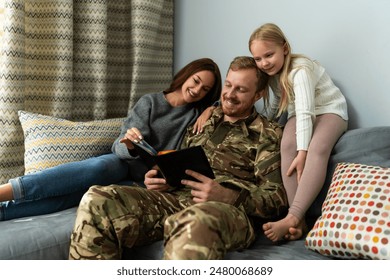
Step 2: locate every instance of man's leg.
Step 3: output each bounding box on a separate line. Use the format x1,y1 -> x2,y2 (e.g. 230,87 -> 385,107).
163,202 -> 255,260
69,185 -> 184,260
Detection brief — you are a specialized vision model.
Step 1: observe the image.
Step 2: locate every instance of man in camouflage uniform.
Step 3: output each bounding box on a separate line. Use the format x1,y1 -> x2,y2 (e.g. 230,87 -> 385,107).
69,56 -> 288,260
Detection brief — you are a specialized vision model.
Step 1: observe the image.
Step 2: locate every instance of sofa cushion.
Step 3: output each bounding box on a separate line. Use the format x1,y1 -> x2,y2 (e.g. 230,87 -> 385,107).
305,162 -> 390,259
307,126 -> 390,223
124,235 -> 330,260
18,110 -> 124,174
0,207 -> 77,259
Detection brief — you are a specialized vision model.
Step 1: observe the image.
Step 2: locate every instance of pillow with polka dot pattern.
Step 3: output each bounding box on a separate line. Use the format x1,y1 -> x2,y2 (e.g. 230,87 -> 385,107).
305,162 -> 390,259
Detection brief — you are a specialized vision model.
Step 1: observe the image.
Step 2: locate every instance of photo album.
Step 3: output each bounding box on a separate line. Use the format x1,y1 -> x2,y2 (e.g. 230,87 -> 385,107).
132,139 -> 215,188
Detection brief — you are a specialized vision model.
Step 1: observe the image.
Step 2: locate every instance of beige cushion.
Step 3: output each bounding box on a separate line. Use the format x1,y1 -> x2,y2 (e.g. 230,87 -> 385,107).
19,110 -> 124,174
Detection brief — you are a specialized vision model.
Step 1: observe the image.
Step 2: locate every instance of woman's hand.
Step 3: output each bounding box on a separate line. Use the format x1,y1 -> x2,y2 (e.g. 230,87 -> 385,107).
287,150 -> 307,183
192,106 -> 215,134
119,127 -> 143,150
144,169 -> 170,192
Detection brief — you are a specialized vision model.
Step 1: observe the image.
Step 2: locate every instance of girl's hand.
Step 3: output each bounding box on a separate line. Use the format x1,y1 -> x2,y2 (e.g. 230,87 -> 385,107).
192,106 -> 215,134
286,150 -> 307,183
119,127 -> 143,150
144,169 -> 170,192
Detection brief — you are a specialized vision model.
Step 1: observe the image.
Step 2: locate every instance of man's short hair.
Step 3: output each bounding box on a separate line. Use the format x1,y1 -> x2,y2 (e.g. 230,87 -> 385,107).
228,56 -> 269,93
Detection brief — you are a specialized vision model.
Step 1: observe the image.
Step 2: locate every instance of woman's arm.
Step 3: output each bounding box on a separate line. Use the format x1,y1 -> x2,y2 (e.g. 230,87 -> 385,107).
192,105 -> 216,134
111,97 -> 153,159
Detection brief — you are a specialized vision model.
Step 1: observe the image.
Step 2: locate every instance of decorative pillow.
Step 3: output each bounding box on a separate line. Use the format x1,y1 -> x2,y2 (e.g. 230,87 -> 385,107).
18,110 -> 124,174
305,162 -> 390,259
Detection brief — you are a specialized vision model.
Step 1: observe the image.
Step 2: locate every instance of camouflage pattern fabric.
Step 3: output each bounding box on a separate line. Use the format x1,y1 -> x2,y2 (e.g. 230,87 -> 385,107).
182,107 -> 288,219
69,185 -> 194,260
69,107 -> 288,260
69,185 -> 254,260
163,201 -> 255,259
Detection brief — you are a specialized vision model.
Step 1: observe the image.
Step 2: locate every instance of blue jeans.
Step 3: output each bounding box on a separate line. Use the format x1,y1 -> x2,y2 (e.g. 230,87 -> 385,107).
0,153 -> 146,221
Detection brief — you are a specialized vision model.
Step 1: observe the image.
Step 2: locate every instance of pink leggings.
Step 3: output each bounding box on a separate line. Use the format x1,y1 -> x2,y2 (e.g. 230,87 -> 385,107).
281,114 -> 348,219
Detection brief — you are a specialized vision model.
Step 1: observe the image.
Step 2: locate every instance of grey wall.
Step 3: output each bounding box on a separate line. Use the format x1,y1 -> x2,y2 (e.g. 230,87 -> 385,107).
174,0 -> 390,129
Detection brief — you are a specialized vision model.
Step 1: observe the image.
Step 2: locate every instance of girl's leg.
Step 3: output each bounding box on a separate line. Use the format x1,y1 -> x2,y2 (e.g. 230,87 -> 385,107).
288,114 -> 347,220
264,114 -> 347,241
279,117 -> 298,206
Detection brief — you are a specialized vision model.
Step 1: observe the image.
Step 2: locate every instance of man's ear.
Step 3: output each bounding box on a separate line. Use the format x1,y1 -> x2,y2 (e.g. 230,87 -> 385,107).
255,90 -> 263,101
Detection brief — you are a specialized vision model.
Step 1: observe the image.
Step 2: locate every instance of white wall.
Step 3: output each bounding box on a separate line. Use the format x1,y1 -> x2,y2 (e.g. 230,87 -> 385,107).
174,0 -> 390,129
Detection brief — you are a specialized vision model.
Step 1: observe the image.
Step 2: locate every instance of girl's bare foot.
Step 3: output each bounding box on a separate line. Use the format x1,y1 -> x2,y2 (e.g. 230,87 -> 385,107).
263,214 -> 305,242
284,219 -> 308,241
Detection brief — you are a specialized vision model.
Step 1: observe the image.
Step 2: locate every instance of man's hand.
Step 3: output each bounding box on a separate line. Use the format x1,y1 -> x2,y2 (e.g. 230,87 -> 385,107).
144,169 -> 170,192
182,169 -> 239,204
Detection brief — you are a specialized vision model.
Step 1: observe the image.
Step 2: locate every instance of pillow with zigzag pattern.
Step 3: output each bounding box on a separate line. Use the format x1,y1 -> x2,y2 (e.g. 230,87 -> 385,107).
18,110 -> 124,174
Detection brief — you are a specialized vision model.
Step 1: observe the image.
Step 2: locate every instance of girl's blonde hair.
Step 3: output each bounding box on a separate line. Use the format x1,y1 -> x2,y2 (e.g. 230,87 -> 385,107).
249,23 -> 305,116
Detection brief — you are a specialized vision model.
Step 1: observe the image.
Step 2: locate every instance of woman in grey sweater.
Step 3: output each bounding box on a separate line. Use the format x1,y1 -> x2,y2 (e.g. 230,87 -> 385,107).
0,58 -> 221,221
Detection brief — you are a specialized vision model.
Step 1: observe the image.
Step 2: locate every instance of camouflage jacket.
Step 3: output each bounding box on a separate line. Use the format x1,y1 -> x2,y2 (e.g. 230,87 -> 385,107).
181,106 -> 288,220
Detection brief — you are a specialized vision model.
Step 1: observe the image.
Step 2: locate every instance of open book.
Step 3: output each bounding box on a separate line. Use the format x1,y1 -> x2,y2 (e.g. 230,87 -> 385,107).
132,139 -> 215,188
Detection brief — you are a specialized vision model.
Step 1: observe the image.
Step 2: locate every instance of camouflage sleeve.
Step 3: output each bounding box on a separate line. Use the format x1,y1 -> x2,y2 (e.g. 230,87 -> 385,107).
217,123 -> 288,220
245,123 -> 287,219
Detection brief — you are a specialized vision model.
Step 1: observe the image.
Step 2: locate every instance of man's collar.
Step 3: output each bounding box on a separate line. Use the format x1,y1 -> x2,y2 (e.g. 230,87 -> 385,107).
211,107 -> 258,137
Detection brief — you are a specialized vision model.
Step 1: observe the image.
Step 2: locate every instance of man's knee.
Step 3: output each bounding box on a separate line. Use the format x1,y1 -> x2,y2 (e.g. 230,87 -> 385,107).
165,203 -> 218,231
164,203 -> 231,260
75,185 -> 120,225
79,185 -> 108,208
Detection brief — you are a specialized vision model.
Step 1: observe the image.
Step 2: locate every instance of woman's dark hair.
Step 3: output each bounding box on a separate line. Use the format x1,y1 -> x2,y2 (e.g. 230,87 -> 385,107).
163,58 -> 222,108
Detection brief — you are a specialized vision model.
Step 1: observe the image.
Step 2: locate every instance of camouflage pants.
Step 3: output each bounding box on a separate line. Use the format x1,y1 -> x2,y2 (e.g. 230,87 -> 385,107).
69,185 -> 255,260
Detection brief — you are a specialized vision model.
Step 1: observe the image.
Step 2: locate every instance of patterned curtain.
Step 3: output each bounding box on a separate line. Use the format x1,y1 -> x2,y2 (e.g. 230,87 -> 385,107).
0,0 -> 173,182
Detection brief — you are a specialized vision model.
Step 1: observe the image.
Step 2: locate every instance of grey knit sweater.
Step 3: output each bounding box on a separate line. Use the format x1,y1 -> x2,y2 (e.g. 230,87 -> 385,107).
112,92 -> 202,161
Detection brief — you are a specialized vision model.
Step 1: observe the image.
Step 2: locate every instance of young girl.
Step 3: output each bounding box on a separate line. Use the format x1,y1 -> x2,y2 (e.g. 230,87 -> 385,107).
0,58 -> 221,221
249,23 -> 348,241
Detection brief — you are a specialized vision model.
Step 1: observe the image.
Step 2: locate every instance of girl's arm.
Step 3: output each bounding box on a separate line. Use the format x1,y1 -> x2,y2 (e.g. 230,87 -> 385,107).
287,150 -> 307,182
291,67 -> 316,151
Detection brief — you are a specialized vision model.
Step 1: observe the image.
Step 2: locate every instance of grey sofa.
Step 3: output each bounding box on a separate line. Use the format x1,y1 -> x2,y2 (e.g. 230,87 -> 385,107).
1,126 -> 389,260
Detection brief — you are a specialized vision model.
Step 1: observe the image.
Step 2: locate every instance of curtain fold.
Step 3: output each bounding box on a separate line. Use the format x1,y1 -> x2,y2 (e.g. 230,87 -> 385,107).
0,0 -> 173,182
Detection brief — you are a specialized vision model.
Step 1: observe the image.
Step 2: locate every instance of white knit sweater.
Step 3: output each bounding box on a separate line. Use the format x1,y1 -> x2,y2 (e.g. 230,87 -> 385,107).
269,57 -> 348,150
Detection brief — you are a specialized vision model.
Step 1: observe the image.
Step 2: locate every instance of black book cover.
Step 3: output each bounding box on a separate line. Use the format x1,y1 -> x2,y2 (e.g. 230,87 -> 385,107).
132,140 -> 214,188
131,139 -> 158,168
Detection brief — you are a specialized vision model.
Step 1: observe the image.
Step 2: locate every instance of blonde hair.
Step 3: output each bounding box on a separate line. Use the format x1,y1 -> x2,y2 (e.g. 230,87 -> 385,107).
249,23 -> 306,116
